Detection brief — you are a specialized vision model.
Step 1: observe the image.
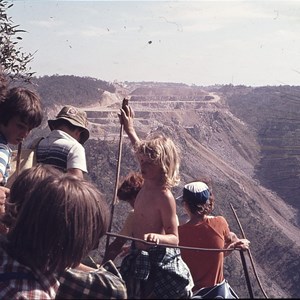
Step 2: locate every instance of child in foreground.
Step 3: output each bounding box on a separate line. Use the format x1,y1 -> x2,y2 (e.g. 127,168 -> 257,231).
0,164 -> 126,299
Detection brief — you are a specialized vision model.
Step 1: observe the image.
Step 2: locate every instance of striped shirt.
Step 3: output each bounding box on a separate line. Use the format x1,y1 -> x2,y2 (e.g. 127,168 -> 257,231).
36,130 -> 87,173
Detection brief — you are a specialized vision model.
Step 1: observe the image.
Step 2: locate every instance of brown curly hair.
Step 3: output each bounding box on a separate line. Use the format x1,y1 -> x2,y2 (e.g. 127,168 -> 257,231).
0,87 -> 43,129
117,171 -> 144,202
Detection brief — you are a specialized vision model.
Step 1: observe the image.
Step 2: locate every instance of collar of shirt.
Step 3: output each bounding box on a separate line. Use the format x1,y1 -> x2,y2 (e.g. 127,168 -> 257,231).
49,129 -> 79,143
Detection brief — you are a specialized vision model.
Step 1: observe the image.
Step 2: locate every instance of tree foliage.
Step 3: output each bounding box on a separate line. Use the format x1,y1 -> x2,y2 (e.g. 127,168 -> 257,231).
32,75 -> 116,108
0,0 -> 35,82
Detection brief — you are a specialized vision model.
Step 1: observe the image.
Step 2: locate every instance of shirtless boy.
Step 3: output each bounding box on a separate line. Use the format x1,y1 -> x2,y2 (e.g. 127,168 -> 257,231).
119,105 -> 193,299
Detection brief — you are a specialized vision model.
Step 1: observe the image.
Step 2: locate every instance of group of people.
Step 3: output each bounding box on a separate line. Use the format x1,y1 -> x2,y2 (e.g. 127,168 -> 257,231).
0,70 -> 249,299
108,105 -> 249,299
0,72 -> 127,298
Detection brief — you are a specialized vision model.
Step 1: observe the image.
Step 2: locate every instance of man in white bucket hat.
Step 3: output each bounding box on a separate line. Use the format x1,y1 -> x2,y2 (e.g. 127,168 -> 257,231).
36,105 -> 90,178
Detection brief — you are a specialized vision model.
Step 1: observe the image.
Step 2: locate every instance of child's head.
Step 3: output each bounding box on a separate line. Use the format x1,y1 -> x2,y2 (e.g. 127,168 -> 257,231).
117,171 -> 144,206
195,176 -> 215,211
0,87 -> 43,130
6,165 -> 109,274
182,180 -> 213,216
2,164 -> 62,229
136,135 -> 180,188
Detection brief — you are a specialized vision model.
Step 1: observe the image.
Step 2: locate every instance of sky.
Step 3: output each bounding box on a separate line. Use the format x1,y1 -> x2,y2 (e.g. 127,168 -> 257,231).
7,0 -> 300,87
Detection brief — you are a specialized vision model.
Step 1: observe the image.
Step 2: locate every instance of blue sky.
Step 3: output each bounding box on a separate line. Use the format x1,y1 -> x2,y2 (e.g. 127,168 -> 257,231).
8,0 -> 300,86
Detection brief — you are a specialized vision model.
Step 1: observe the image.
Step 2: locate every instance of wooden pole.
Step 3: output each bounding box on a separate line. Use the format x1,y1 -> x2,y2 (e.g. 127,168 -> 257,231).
106,232 -> 237,252
15,142 -> 22,176
104,99 -> 128,257
230,203 -> 268,299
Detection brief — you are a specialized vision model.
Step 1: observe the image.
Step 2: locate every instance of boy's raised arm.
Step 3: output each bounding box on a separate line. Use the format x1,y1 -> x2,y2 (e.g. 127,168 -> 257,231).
119,104 -> 140,146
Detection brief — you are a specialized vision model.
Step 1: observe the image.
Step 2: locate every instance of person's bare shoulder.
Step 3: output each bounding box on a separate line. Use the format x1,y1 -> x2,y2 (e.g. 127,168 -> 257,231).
155,187 -> 175,202
155,188 -> 177,213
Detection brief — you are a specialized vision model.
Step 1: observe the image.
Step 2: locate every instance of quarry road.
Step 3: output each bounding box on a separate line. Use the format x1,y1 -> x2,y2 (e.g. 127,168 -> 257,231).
81,91 -> 221,111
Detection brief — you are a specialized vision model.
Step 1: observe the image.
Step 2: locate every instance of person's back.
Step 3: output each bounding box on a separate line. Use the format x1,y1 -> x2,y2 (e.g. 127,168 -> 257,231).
179,215 -> 228,288
36,105 -> 89,178
133,181 -> 177,249
178,180 -> 249,295
178,181 -> 225,290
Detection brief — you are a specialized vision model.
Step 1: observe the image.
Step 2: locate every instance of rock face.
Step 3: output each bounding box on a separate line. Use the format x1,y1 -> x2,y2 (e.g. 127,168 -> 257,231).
224,85 -> 300,214
33,78 -> 300,298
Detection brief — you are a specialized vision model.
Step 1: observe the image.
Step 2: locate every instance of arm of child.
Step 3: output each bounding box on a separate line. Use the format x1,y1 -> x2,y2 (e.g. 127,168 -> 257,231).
119,105 -> 140,146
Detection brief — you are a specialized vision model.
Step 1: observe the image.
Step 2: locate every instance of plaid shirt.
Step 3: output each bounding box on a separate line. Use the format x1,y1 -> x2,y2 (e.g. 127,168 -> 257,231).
120,244 -> 194,299
56,260 -> 127,299
0,245 -> 59,299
